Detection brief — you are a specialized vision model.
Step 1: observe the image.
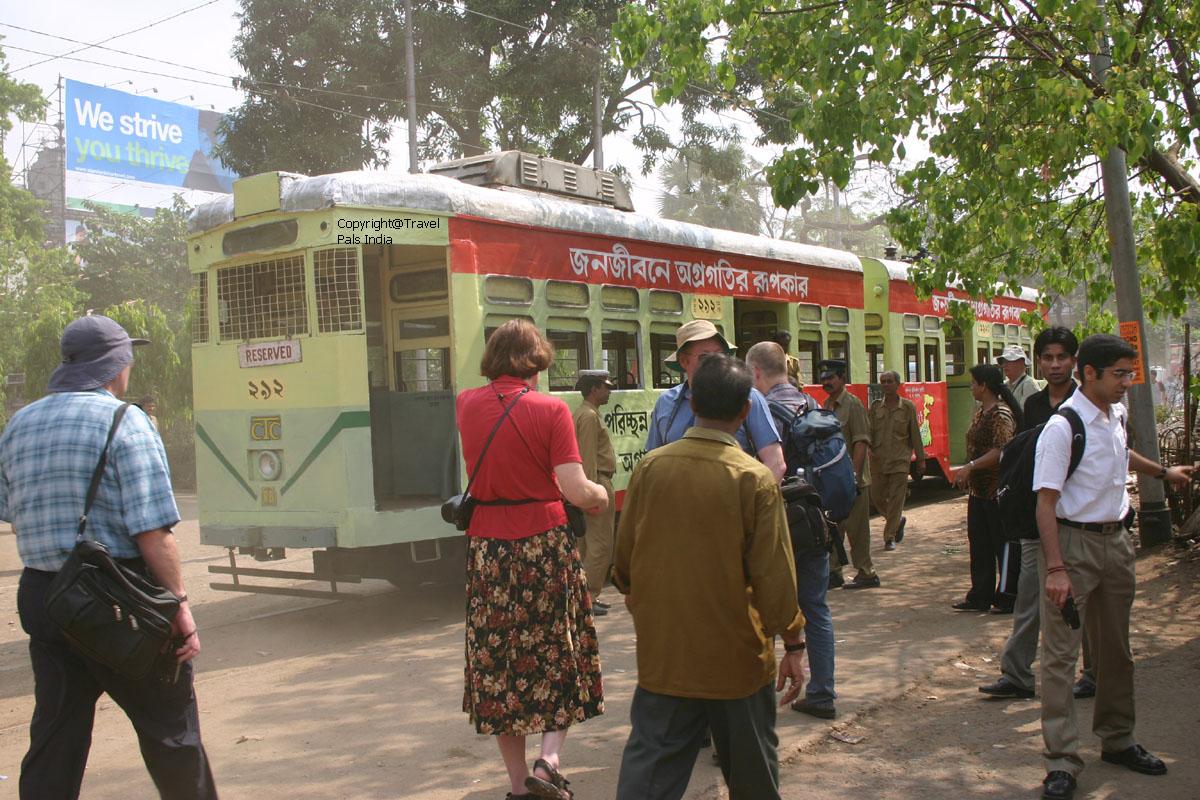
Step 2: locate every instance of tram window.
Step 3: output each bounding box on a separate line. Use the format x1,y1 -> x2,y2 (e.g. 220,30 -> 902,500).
649,290 -> 683,315
866,342 -> 885,384
395,348 -> 449,393
738,310 -> 778,352
651,333 -> 683,388
546,280 -> 589,308
397,316 -> 450,339
484,275 -> 533,305
796,334 -> 821,385
992,323 -> 1006,338
827,307 -> 850,325
602,325 -> 641,389
903,314 -> 921,331
923,316 -> 942,333
797,304 -> 822,323
315,248 -> 363,333
924,342 -> 941,381
191,273 -> 209,344
390,269 -> 447,302
977,343 -> 991,364
864,313 -> 883,331
221,219 -> 298,257
945,333 -> 965,376
547,326 -> 590,391
905,341 -> 920,382
216,254 -> 308,341
601,285 -> 639,311
828,334 -> 849,375
1007,324 -> 1020,338
993,345 -> 1005,363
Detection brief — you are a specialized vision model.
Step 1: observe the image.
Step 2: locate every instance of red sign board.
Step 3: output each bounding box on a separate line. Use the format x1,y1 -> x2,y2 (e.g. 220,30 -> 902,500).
450,216 -> 864,308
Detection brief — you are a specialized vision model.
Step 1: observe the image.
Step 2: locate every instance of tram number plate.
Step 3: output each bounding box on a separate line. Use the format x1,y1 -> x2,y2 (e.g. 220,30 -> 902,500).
248,380 -> 284,400
691,296 -> 723,320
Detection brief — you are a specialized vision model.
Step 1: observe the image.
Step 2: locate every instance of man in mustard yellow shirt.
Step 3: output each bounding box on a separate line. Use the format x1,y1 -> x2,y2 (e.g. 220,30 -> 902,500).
614,355 -> 806,800
572,369 -> 618,614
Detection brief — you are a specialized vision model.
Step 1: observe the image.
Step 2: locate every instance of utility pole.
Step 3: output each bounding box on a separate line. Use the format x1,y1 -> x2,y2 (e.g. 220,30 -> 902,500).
1089,7 -> 1172,546
403,0 -> 419,173
57,74 -> 67,246
592,57 -> 604,171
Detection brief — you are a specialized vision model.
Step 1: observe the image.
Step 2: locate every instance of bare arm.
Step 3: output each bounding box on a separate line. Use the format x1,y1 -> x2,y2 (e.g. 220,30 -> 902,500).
759,441 -> 787,483
1128,450 -> 1196,488
1036,489 -> 1072,610
554,462 -> 608,511
135,528 -> 200,663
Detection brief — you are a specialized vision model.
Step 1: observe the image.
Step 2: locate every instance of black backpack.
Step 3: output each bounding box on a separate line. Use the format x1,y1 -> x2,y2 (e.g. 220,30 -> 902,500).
995,407 -> 1085,541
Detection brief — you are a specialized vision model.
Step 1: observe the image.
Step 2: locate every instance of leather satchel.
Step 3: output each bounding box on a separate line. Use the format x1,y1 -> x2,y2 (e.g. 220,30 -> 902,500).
44,404 -> 181,680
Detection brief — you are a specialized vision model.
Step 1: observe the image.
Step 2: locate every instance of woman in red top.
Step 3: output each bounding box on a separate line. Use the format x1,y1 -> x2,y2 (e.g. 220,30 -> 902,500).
456,319 -> 608,800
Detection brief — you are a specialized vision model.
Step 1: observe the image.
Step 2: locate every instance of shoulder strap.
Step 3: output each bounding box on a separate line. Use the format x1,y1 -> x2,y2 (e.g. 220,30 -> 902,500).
1058,406 -> 1086,480
662,383 -> 691,438
463,388 -> 529,496
77,402 -> 132,542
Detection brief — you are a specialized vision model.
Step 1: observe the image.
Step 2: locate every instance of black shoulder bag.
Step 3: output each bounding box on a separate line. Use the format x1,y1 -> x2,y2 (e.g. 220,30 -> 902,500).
441,388 -> 531,531
44,403 -> 182,680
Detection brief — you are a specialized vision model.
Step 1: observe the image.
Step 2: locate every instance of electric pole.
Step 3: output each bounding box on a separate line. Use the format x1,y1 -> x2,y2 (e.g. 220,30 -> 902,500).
1089,6 -> 1172,546
592,57 -> 604,171
403,0 -> 419,173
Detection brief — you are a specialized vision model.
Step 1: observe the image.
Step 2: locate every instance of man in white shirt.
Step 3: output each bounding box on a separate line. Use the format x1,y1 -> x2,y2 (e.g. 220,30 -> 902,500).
1032,334 -> 1194,800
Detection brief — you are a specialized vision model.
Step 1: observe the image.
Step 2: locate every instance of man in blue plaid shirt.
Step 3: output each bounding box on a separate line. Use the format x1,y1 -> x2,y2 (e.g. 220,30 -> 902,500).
0,315 -> 216,800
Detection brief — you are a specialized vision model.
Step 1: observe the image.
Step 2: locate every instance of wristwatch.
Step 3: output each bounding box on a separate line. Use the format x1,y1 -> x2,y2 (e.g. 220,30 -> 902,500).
784,641 -> 807,653
1155,466 -> 1168,480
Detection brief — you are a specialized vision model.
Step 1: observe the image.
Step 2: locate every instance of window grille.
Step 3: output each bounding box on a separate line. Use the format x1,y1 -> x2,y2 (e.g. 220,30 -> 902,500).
192,273 -> 209,344
216,254 -> 307,341
315,248 -> 362,333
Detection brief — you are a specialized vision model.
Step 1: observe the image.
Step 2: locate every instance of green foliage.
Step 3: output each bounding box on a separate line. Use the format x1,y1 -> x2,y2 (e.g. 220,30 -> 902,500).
217,0 -> 645,174
616,0 -> 1200,319
657,142 -> 769,233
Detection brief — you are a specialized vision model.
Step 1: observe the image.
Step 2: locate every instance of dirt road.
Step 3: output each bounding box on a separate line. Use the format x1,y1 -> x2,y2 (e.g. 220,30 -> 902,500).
0,488 -> 1196,799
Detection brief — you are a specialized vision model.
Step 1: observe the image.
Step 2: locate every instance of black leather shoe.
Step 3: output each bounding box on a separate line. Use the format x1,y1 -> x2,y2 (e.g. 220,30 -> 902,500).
1101,744 -> 1167,775
978,677 -> 1034,699
591,605 -> 608,617
791,699 -> 837,719
895,516 -> 906,543
828,572 -> 845,589
593,599 -> 611,610
844,574 -> 881,590
1041,770 -> 1076,799
952,600 -> 990,611
1073,676 -> 1096,699
990,605 -> 1015,615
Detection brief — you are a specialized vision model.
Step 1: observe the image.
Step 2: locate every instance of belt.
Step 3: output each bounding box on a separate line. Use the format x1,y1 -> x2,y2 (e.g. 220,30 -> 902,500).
1057,518 -> 1125,534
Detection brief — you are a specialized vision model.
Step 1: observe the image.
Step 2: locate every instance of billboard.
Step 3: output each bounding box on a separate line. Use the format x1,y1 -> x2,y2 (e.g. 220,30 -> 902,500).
65,79 -> 237,193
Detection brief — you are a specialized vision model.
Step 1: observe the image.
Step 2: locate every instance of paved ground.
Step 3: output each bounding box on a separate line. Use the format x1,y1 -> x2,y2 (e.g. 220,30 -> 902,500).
0,486 -> 1196,799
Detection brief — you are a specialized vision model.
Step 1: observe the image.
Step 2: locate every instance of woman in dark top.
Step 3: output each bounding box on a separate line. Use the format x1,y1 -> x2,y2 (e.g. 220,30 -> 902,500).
455,319 -> 608,800
952,364 -> 1024,612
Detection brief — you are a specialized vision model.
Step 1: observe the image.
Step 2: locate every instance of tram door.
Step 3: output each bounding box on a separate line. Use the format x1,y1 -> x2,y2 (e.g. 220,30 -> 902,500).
734,300 -> 786,357
365,244 -> 458,508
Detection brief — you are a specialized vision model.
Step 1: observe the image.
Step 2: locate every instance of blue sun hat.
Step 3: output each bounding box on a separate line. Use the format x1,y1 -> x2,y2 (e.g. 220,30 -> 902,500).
46,315 -> 150,393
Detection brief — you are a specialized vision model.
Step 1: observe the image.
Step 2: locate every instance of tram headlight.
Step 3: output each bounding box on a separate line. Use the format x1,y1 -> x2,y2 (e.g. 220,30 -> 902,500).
253,450 -> 283,481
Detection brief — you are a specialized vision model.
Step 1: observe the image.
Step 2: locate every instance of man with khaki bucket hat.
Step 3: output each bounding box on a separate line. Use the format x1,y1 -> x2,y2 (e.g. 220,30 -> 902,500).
645,320 -> 786,480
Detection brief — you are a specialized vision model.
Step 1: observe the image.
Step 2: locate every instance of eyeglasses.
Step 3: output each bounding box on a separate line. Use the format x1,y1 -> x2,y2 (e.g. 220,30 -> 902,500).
1103,368 -> 1136,381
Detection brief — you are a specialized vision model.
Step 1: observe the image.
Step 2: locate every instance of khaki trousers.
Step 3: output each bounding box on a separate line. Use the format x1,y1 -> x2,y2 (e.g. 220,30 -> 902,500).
831,485 -> 874,579
872,471 -> 908,543
1038,523 -> 1137,777
577,475 -> 616,597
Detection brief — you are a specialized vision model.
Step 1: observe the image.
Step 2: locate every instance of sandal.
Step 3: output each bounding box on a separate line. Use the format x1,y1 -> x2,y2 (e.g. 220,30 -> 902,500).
524,758 -> 573,799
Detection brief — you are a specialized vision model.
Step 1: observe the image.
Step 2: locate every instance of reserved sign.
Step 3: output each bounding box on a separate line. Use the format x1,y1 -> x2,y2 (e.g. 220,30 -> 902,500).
238,340 -> 302,368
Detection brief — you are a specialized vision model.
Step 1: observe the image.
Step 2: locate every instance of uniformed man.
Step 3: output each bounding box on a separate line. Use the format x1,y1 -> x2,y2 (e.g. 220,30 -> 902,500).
772,330 -> 802,389
573,369 -> 619,616
996,345 -> 1041,409
820,359 -> 879,589
868,371 -> 926,551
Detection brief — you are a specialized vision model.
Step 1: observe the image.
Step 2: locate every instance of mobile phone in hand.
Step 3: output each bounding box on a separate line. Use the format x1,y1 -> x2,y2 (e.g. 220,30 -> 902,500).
1061,595 -> 1081,630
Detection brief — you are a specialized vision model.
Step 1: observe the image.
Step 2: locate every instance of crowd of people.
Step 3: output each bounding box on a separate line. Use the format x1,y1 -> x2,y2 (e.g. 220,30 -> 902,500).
0,315 -> 1193,800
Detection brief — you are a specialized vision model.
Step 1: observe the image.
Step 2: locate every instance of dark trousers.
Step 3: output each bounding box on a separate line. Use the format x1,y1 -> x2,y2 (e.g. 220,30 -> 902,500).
17,568 -> 217,800
616,683 -> 780,800
966,496 -> 1018,608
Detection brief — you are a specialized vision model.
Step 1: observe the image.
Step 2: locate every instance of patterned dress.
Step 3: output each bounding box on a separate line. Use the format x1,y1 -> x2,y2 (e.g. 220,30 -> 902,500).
463,525 -> 604,735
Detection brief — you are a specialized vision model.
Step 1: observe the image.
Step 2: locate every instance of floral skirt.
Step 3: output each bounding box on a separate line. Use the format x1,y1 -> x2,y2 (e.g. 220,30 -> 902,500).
463,525 -> 604,736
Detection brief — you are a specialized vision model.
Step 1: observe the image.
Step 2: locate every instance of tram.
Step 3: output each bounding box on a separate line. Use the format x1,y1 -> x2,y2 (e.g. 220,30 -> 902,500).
186,152 -> 1037,594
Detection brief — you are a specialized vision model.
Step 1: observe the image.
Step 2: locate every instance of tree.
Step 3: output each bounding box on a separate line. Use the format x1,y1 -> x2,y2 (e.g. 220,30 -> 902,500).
615,1 -> 1200,326
657,142 -> 771,234
215,0 -> 660,175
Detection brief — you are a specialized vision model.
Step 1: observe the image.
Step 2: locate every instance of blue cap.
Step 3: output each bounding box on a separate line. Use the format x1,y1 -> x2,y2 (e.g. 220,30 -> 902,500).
47,316 -> 150,393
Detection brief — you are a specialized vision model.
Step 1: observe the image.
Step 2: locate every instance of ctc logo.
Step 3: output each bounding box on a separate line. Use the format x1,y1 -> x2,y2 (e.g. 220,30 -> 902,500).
250,415 -> 282,442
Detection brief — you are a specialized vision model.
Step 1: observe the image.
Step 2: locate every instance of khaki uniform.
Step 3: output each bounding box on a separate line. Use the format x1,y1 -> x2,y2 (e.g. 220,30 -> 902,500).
825,389 -> 874,579
868,396 -> 925,544
785,354 -> 802,387
573,399 -> 617,596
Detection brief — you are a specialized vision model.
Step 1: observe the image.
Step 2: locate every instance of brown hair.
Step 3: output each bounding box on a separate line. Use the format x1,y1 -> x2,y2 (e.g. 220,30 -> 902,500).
480,319 -> 554,380
746,341 -> 786,378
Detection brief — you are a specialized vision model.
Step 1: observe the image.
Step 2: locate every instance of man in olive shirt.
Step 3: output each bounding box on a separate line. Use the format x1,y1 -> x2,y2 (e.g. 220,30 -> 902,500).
573,369 -> 618,614
868,371 -> 926,551
821,359 -> 879,589
614,355 -> 806,800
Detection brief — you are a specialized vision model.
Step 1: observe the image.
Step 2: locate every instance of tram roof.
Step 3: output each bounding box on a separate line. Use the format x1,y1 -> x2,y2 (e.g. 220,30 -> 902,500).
877,258 -> 1039,304
189,171 -> 863,274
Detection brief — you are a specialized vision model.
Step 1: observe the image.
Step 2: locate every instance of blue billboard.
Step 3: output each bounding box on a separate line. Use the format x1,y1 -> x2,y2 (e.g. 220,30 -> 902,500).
66,79 -> 238,192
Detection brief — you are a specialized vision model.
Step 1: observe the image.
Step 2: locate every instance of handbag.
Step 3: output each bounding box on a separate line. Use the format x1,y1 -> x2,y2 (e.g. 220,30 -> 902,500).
441,388 -> 532,531
44,403 -> 182,680
563,501 -> 588,538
